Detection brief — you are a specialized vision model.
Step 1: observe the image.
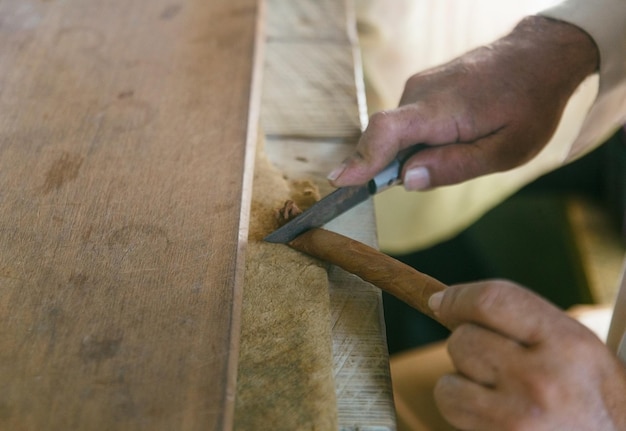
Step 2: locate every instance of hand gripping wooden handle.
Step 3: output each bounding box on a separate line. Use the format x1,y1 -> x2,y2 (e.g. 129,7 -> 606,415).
288,228 -> 447,322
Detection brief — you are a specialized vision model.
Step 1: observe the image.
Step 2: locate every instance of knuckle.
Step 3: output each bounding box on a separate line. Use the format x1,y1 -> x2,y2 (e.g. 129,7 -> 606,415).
433,374 -> 451,399
366,111 -> 394,135
530,380 -> 557,405
446,323 -> 479,362
518,379 -> 558,423
403,74 -> 423,95
433,376 -> 458,416
448,323 -> 473,345
434,374 -> 492,430
471,281 -> 507,317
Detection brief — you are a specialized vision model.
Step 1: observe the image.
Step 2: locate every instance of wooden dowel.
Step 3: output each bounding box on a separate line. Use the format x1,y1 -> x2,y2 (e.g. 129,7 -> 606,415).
288,228 -> 447,322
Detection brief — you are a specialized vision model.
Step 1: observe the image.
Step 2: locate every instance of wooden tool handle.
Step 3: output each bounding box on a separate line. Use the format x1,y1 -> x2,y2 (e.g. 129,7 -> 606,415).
289,228 -> 447,322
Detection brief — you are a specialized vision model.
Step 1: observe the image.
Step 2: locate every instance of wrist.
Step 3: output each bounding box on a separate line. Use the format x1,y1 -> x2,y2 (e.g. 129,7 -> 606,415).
502,15 -> 599,99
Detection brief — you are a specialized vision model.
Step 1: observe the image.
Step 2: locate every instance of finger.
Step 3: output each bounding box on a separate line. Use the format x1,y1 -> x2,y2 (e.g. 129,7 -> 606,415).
328,104 -> 462,187
447,323 -> 523,387
434,373 -> 505,431
431,280 -> 565,346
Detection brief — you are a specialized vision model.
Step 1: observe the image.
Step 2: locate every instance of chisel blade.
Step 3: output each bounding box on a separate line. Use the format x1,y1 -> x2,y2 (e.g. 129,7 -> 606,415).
263,184 -> 371,244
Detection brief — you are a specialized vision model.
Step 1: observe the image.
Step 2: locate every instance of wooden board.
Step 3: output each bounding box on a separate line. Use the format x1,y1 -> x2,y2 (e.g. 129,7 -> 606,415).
262,42 -> 363,139
266,0 -> 352,41
257,1 -> 396,429
262,0 -> 364,139
326,201 -> 396,431
0,0 -> 262,430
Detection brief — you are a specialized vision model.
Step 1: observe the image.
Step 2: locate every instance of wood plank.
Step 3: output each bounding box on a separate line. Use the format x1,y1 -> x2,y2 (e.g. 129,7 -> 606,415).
266,0 -> 351,41
259,0 -> 395,428
263,0 -> 365,139
325,200 -> 396,431
265,137 -> 356,195
0,0 -> 262,430
262,42 -> 363,138
330,268 -> 396,431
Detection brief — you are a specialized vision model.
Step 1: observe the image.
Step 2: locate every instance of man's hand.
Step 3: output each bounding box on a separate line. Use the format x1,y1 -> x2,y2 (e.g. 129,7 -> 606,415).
328,16 -> 599,191
428,281 -> 626,430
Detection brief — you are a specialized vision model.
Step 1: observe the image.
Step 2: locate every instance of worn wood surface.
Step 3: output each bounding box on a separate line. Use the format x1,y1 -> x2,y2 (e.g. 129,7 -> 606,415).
262,0 -> 364,139
327,203 -> 396,431
235,140 -> 338,430
0,1 -> 262,430
258,0 -> 396,429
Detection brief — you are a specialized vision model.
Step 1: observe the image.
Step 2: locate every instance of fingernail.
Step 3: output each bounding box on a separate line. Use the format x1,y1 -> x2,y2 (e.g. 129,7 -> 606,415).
404,166 -> 430,190
327,163 -> 347,182
428,291 -> 444,312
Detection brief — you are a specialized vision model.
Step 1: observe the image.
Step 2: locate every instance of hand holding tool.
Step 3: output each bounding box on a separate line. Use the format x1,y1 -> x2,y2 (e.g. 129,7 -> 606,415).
287,228 -> 447,322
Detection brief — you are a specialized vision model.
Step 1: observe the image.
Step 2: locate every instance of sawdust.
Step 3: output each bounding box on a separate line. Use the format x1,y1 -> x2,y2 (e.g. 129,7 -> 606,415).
234,135 -> 337,430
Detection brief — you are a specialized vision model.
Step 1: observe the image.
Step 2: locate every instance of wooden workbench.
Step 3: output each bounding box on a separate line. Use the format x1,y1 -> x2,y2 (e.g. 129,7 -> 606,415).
0,0 -> 395,429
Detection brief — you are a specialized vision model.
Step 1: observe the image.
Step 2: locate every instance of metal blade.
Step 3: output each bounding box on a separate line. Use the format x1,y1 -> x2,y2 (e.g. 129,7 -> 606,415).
264,184 -> 371,243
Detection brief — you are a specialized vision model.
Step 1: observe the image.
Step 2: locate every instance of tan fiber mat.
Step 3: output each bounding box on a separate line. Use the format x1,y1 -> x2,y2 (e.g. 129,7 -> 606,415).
234,137 -> 337,430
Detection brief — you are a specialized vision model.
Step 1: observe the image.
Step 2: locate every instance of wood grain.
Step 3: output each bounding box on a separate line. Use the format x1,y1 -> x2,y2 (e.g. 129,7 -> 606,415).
324,188 -> 397,430
262,42 -> 363,138
329,266 -> 396,430
262,0 -> 365,139
266,0 -> 351,41
265,137 -> 356,195
0,0 -> 262,430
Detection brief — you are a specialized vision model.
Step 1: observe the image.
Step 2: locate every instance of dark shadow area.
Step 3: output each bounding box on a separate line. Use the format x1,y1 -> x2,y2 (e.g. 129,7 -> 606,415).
384,129 -> 626,355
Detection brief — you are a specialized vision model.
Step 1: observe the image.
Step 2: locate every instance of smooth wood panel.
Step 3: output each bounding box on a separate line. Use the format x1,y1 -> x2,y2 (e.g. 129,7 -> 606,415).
330,268 -> 396,431
262,0 -> 363,138
0,1 -> 262,430
326,200 -> 396,431
262,42 -> 363,138
266,0 -> 351,41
